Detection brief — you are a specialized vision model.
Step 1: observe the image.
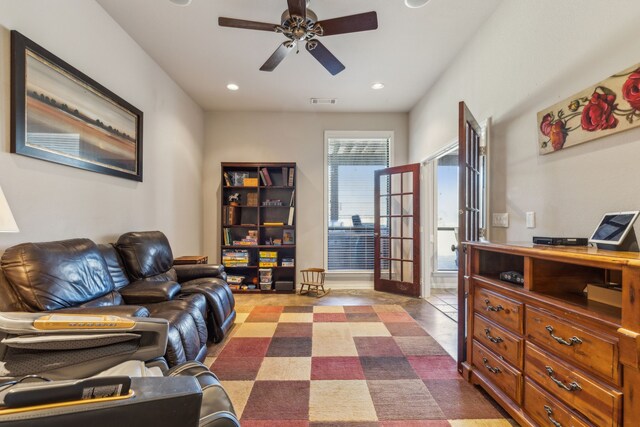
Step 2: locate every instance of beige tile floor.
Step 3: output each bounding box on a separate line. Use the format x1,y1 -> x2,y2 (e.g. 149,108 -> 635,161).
426,287 -> 459,321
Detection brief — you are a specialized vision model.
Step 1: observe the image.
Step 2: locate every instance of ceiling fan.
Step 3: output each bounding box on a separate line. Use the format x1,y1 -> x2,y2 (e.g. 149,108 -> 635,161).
218,0 -> 378,75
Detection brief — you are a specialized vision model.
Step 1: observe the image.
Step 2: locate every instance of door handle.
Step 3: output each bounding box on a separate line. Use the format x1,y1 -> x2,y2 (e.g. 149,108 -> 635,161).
451,244 -> 458,252
374,232 -> 379,237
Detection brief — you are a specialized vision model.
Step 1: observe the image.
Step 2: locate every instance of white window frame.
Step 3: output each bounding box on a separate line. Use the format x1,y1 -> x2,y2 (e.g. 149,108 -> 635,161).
323,130 -> 394,275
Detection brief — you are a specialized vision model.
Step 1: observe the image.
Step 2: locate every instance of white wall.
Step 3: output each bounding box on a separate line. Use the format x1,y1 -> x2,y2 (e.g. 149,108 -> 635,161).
204,111 -> 408,287
0,0 -> 205,254
410,0 -> 640,242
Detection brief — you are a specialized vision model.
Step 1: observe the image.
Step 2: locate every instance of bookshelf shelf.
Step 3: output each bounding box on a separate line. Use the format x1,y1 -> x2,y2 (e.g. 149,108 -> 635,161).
221,162 -> 297,293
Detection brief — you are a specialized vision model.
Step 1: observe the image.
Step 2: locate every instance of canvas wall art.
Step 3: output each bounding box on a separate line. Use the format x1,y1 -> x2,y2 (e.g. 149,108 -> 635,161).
11,31 -> 143,181
537,62 -> 640,155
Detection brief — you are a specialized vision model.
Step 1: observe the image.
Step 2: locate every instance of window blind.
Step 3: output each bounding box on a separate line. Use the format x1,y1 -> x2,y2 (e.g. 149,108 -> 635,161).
327,138 -> 390,271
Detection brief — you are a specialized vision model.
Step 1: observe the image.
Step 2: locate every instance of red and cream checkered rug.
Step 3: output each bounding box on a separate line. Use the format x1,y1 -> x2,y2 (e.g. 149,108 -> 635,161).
208,305 -> 512,426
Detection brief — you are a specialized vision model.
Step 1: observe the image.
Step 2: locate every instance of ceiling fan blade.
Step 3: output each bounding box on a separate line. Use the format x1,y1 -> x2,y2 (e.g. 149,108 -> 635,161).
306,40 -> 345,75
218,17 -> 278,32
317,11 -> 378,36
260,42 -> 295,72
287,0 -> 306,18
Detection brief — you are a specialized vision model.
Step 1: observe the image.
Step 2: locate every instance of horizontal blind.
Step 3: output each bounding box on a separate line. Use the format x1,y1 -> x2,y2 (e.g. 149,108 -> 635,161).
327,138 -> 390,271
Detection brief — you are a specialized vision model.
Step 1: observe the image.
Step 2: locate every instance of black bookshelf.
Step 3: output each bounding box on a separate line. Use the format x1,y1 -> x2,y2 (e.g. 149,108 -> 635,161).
221,162 -> 296,293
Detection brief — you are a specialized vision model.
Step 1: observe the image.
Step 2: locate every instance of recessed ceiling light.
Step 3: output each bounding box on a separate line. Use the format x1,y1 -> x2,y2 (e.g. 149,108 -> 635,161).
371,82 -> 385,90
169,0 -> 192,6
405,0 -> 430,8
226,83 -> 239,91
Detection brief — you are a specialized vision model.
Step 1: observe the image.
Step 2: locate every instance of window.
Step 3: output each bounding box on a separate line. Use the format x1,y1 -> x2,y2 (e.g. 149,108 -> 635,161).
325,133 -> 391,271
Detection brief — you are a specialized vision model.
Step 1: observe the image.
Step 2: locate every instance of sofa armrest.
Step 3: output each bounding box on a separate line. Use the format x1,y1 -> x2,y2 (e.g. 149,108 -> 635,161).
53,305 -> 150,318
174,264 -> 226,282
120,280 -> 181,304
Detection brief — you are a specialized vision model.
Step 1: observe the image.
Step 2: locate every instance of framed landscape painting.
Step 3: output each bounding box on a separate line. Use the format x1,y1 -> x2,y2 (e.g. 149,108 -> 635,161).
10,31 -> 143,181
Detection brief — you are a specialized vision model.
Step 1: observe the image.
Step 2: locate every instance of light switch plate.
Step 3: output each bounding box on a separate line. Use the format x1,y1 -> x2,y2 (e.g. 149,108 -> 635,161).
492,213 -> 509,228
526,212 -> 536,228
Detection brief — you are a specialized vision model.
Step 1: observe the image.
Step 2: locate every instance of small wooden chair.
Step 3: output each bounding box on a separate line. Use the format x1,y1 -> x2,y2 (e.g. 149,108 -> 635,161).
299,268 -> 330,298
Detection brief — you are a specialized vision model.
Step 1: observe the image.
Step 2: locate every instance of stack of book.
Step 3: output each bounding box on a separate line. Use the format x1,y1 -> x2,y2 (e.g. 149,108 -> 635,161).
259,168 -> 273,186
259,268 -> 273,290
281,258 -> 295,267
223,229 -> 258,246
222,249 -> 249,267
259,251 -> 278,267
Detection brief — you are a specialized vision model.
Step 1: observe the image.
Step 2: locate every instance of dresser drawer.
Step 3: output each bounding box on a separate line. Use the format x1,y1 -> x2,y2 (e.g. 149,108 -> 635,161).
473,313 -> 523,368
524,379 -> 592,427
472,340 -> 522,404
525,342 -> 621,427
525,306 -> 619,383
474,287 -> 523,333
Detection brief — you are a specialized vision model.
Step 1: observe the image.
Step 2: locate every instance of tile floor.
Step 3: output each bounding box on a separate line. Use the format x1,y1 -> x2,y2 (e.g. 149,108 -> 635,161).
425,288 -> 459,322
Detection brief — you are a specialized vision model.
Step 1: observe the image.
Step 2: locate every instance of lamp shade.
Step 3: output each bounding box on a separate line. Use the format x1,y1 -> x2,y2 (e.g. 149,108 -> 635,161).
0,186 -> 19,233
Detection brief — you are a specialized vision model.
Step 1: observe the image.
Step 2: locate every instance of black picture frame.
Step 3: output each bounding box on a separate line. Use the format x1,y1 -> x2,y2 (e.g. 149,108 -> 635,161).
10,30 -> 143,182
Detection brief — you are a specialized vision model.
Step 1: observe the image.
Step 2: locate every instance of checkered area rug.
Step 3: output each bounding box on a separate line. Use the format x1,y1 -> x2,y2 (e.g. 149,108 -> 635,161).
208,305 -> 512,426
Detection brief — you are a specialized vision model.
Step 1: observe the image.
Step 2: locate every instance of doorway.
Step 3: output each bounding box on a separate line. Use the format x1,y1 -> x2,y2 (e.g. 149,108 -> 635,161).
422,143 -> 459,319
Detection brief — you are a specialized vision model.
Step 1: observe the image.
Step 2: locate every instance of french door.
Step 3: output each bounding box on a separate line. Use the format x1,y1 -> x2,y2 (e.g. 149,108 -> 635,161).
374,164 -> 421,297
457,101 -> 484,371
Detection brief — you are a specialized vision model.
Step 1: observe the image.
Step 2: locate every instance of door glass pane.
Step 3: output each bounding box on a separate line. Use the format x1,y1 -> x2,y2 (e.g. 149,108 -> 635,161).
402,195 -> 413,215
435,150 -> 459,272
391,260 -> 401,281
380,258 -> 390,279
379,174 -> 389,195
380,238 -> 390,258
380,217 -> 389,237
402,172 -> 413,193
379,196 -> 389,216
390,238 -> 401,260
391,217 -> 402,238
391,194 -> 402,216
402,239 -> 413,261
402,217 -> 413,239
391,173 -> 401,194
403,261 -> 413,283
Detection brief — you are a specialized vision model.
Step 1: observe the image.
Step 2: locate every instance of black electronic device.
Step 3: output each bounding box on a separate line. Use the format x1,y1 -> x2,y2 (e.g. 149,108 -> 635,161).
532,236 -> 589,246
499,271 -> 524,285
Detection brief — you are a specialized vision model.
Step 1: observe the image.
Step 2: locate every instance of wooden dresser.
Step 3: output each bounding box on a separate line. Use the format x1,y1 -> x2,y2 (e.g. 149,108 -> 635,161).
461,242 -> 640,427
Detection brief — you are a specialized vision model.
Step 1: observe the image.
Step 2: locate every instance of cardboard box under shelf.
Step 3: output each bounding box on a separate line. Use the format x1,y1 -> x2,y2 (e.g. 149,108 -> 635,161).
586,284 -> 622,308
275,281 -> 294,291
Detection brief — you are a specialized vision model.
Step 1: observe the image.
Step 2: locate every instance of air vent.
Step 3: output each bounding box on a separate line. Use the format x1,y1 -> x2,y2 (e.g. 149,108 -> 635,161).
310,98 -> 337,105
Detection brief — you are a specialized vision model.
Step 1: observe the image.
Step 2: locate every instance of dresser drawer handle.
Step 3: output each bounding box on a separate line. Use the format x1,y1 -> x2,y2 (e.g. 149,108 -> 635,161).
481,357 -> 501,374
484,328 -> 504,343
545,366 -> 582,392
484,299 -> 504,312
544,405 -> 563,427
545,325 -> 583,346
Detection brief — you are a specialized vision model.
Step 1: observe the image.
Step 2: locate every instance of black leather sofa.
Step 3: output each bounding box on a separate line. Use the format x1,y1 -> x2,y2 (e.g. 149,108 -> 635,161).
0,234 -> 236,367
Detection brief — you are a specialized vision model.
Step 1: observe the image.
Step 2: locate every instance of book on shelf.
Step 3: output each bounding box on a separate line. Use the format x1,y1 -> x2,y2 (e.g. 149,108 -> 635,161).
259,170 -> 266,186
223,228 -> 232,246
261,167 -> 273,186
281,258 -> 295,267
222,249 -> 249,267
282,167 -> 288,185
223,206 -> 240,226
243,177 -> 258,187
288,168 -> 294,186
287,207 -> 295,226
283,229 -> 295,245
223,172 -> 231,187
289,189 -> 295,207
264,222 -> 284,226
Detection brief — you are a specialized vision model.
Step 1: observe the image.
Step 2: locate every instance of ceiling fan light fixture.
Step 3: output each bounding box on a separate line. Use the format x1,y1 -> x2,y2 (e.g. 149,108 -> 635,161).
169,0 -> 192,6
371,82 -> 385,90
404,0 -> 430,8
226,83 -> 239,91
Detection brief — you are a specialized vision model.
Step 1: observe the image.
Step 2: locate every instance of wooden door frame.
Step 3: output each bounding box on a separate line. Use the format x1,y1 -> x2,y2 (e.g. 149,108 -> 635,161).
374,163 -> 421,298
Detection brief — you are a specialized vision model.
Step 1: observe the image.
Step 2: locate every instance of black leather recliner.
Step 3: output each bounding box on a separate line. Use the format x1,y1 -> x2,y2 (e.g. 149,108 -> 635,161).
0,239 -> 208,367
115,231 -> 236,343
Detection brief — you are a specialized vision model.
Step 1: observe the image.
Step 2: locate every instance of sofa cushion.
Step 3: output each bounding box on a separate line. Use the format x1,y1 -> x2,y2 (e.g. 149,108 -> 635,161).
116,231 -> 174,281
0,239 -> 116,312
97,244 -> 131,290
